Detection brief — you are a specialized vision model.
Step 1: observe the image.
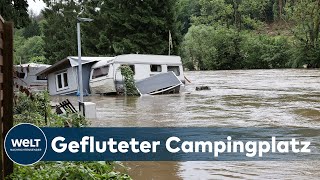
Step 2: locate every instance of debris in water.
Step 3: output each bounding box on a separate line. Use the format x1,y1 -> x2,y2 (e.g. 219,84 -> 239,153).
196,86 -> 211,91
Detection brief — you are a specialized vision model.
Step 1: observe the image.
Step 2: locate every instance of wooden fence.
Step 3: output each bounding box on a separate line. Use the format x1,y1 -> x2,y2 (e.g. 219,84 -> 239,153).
0,15 -> 14,179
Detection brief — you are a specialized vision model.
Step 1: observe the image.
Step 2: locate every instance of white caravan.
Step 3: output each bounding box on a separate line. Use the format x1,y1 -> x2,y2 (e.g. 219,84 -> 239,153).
89,54 -> 185,94
14,63 -> 51,91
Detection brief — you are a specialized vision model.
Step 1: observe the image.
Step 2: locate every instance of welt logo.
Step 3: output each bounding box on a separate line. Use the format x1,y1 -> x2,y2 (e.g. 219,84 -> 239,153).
11,139 -> 41,148
5,123 -> 47,165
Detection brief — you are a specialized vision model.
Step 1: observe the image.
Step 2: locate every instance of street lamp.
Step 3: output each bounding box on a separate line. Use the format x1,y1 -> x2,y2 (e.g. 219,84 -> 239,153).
77,16 -> 93,111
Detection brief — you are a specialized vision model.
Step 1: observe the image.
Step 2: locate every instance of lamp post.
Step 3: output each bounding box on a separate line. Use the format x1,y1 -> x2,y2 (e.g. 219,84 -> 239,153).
77,17 -> 93,111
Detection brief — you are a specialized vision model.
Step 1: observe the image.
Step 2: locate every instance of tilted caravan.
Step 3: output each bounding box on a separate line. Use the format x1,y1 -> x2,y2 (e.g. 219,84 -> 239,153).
89,54 -> 185,95
14,63 -> 51,91
37,56 -> 114,96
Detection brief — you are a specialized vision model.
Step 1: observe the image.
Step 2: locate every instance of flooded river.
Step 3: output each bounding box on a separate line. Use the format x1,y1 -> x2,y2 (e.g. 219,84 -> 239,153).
57,69 -> 320,179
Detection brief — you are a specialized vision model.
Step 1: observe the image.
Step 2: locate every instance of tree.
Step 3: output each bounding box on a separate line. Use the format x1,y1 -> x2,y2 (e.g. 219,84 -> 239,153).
176,0 -> 201,35
86,0 -> 179,55
273,0 -> 286,21
181,25 -> 218,70
23,19 -> 41,38
193,0 -> 233,27
285,0 -> 320,67
180,24 -> 291,70
80,0 -> 113,56
181,25 -> 243,70
15,36 -> 45,64
0,0 -> 30,28
42,0 -> 80,64
193,0 -> 269,30
42,0 -> 180,63
240,34 -> 290,69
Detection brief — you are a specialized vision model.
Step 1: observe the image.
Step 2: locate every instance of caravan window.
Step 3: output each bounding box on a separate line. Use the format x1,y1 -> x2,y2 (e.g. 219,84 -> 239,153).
56,71 -> 68,91
168,66 -> 180,76
150,65 -> 162,72
37,75 -> 47,80
92,65 -> 110,79
57,75 -> 62,89
63,73 -> 68,87
16,72 -> 26,79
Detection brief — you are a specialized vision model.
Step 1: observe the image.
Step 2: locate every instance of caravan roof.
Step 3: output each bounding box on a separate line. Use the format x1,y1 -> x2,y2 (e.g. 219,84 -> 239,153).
37,56 -> 114,76
92,54 -> 182,69
115,54 -> 182,64
15,63 -> 51,68
14,63 -> 51,76
67,56 -> 115,67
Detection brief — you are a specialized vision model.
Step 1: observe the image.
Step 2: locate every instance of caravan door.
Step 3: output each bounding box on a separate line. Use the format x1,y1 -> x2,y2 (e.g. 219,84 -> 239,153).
89,64 -> 116,94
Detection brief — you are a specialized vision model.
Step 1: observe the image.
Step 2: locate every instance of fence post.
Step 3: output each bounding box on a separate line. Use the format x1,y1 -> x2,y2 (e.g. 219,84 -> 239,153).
0,15 -> 3,180
1,21 -> 14,179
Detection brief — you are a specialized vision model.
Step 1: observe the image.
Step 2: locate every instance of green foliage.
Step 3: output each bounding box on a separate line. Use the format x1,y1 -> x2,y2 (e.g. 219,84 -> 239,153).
14,92 -> 51,126
120,65 -> 139,96
12,92 -> 131,179
181,25 -> 243,70
288,44 -> 320,68
30,56 -> 47,64
284,0 -> 320,67
13,29 -> 26,64
14,36 -> 45,64
179,0 -> 320,69
176,0 -> 201,35
41,0 -> 180,63
8,0 -> 320,69
193,0 -> 233,27
13,92 -> 88,127
240,34 -> 291,69
83,0 -> 179,55
42,0 -> 79,64
9,162 -> 131,180
13,14 -> 46,64
23,20 -> 41,38
192,0 -> 268,30
0,0 -> 30,28
181,25 -> 291,70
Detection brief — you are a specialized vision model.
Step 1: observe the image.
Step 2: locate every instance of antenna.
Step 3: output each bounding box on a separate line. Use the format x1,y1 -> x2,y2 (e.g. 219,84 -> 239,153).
168,30 -> 173,56
78,5 -> 85,16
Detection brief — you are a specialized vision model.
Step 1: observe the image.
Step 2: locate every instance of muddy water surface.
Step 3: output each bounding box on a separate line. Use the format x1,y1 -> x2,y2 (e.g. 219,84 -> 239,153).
54,69 -> 320,179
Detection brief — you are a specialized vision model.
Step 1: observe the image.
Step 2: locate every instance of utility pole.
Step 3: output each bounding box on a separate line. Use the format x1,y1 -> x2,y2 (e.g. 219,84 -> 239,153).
77,17 -> 93,111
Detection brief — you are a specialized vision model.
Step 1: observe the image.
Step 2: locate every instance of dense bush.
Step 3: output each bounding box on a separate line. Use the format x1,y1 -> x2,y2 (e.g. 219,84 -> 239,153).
120,65 -> 140,96
287,43 -> 320,68
181,25 -> 242,70
240,33 -> 291,69
181,25 -> 292,70
13,92 -> 88,127
9,162 -> 131,180
11,92 -> 131,180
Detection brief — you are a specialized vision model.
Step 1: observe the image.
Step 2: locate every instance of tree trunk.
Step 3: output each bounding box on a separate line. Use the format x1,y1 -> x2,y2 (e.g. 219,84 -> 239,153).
279,0 -> 283,20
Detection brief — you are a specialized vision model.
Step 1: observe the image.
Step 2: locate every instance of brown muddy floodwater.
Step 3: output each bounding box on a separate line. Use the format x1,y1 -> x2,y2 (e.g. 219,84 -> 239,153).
53,69 -> 320,179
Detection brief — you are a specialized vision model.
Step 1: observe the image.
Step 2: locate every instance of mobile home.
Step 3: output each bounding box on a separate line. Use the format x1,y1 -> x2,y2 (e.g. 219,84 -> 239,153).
37,56 -> 114,95
89,54 -> 185,94
14,63 -> 51,91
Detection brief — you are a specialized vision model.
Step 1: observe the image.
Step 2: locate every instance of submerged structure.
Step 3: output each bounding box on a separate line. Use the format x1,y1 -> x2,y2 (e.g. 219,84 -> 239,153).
14,63 -> 51,91
135,72 -> 183,95
38,54 -> 185,96
37,57 -> 113,95
89,54 -> 185,95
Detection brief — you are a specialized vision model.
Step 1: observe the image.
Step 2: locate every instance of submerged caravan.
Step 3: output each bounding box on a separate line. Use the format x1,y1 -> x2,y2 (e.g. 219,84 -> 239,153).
37,54 -> 185,96
14,63 -> 51,92
90,54 -> 185,95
